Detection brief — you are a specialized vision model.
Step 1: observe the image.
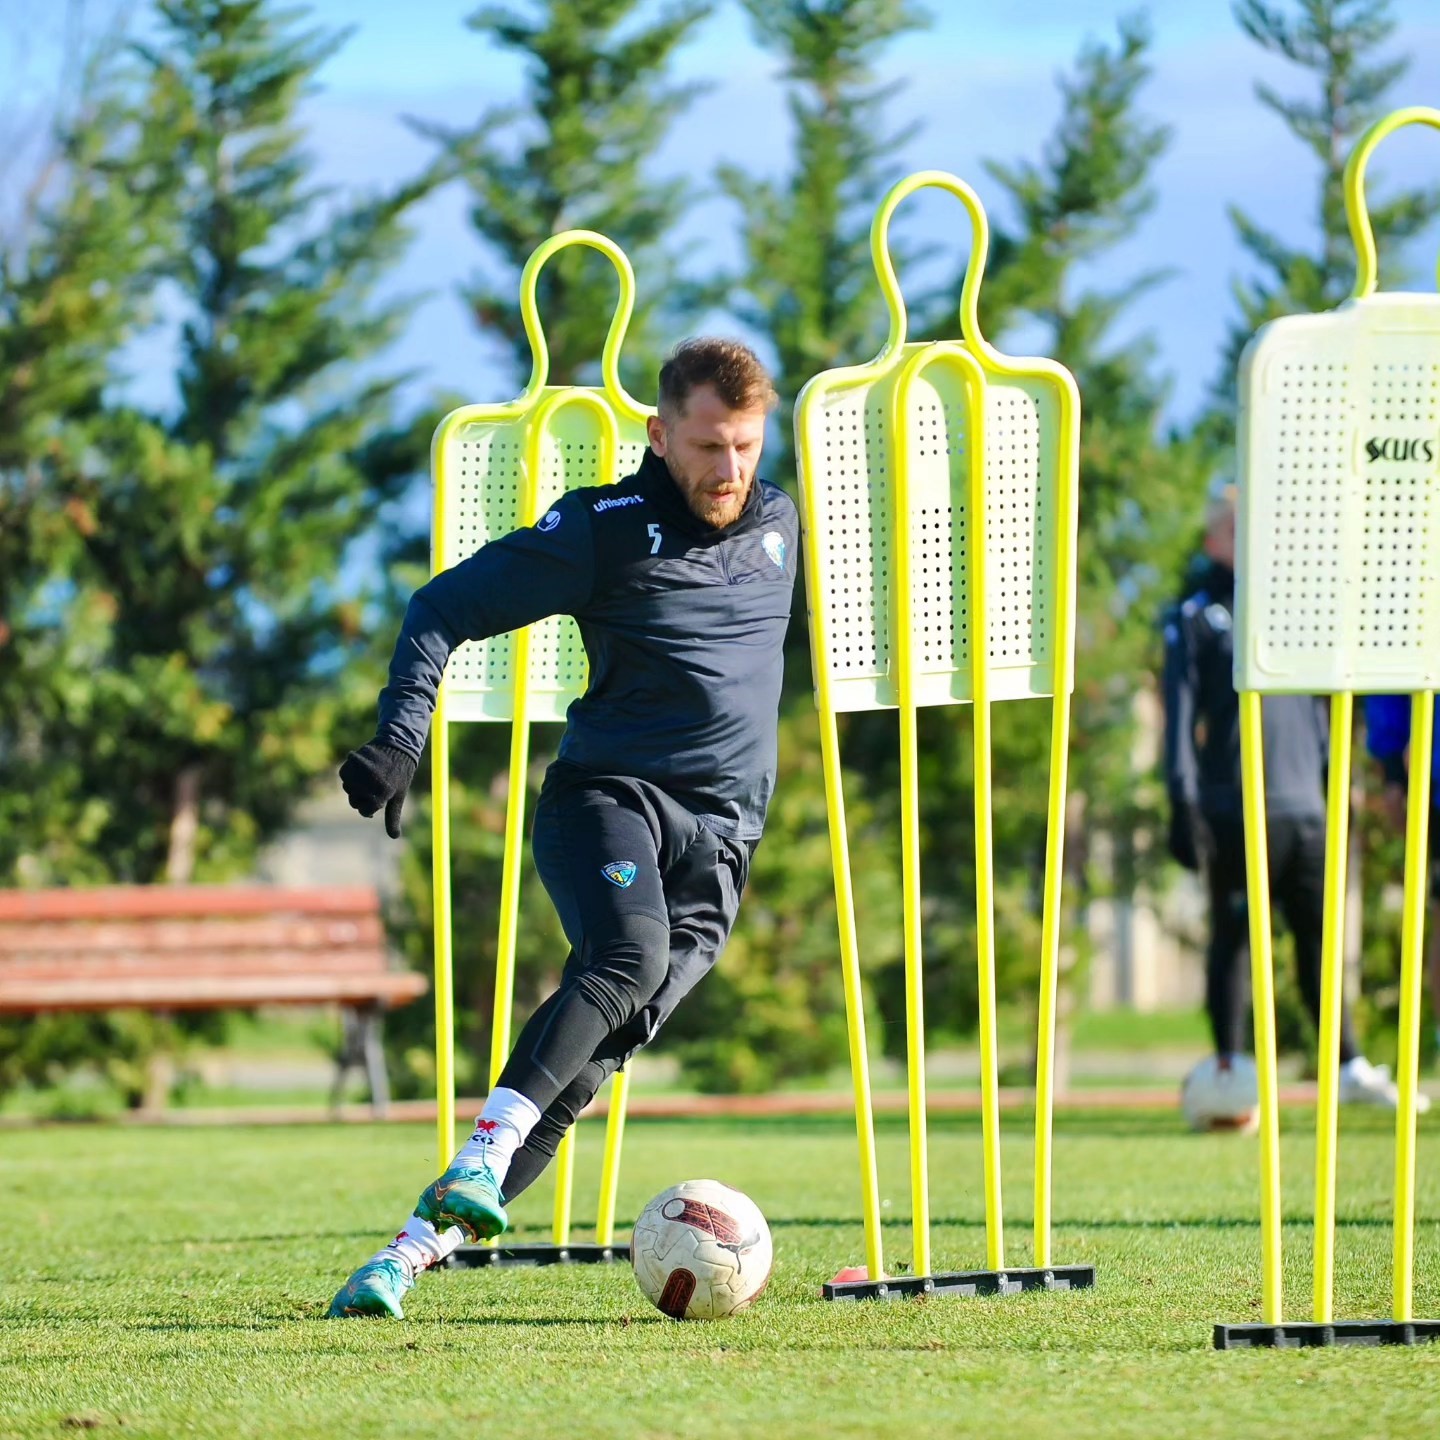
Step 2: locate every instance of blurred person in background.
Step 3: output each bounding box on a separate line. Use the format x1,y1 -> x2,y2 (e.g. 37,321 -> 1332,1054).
1161,485 -> 1417,1126
1364,692 -> 1440,1064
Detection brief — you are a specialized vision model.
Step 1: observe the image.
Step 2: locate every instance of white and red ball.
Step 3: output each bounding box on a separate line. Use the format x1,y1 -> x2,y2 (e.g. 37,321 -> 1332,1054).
1181,1053 -> 1260,1134
630,1179 -> 773,1320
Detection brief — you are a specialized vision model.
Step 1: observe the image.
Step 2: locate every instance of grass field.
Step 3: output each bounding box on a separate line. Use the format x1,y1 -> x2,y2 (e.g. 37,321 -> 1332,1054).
4,1107 -> 1439,1439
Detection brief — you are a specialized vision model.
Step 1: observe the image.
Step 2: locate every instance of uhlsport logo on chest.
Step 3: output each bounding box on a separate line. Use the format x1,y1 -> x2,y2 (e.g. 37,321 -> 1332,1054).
601,860 -> 639,888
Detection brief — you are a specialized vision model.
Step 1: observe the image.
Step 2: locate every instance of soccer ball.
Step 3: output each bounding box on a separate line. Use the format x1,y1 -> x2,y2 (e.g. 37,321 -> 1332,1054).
1181,1053 -> 1260,1134
630,1179 -> 773,1320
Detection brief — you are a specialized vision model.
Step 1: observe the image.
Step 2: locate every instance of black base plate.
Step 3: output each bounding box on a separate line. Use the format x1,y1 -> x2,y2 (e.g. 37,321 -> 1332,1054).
822,1264 -> 1096,1302
1214,1319 -> 1440,1349
446,1242 -> 630,1269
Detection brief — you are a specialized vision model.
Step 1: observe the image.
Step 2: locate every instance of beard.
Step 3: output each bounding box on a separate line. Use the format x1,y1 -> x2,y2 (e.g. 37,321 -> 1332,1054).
687,485 -> 750,528
665,457 -> 753,529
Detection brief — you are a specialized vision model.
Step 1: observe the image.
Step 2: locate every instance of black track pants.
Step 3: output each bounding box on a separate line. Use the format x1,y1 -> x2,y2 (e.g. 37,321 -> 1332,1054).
496,763 -> 750,1202
1205,812 -> 1359,1064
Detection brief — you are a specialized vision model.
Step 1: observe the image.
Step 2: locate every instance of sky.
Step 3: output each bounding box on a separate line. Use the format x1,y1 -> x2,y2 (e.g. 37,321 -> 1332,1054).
3,0 -> 1440,429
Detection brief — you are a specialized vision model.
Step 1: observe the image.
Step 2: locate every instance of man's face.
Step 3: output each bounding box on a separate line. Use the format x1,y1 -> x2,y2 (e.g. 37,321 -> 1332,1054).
647,383 -> 767,528
1204,507 -> 1236,568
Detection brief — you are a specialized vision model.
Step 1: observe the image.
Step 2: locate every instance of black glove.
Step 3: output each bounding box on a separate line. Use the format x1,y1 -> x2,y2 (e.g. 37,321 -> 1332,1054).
339,740 -> 418,839
1167,801 -> 1213,873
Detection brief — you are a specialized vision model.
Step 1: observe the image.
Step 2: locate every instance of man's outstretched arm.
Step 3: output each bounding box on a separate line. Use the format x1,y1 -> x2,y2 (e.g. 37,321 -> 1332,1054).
342,499 -> 596,835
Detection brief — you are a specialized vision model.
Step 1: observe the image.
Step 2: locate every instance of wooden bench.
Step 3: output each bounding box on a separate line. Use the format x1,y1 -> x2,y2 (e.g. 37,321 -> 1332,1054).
0,885 -> 427,1114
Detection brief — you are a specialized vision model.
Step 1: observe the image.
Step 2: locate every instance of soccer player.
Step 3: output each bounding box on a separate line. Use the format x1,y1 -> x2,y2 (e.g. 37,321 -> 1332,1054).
327,339 -> 796,1317
1162,485 -> 1416,1119
1363,693 -> 1440,1061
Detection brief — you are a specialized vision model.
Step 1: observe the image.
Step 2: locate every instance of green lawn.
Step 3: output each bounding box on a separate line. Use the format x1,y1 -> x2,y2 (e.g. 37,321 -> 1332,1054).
3,1108 -> 1438,1439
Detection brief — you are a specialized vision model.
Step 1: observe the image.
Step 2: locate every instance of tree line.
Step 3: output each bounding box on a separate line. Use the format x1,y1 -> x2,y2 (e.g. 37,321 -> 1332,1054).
1,0 -> 1435,1102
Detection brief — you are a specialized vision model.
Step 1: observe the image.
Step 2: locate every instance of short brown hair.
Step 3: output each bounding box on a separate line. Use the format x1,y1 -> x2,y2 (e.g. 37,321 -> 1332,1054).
657,337 -> 778,419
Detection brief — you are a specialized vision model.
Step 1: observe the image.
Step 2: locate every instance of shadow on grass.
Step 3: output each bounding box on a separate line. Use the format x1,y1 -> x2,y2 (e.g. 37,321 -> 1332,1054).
148,1230 -> 381,1247
621,1110 -> 1385,1140
124,1318 -> 316,1332
140,1212 -> 1437,1255
117,1313 -> 663,1331
760,1212 -> 1439,1231
0,1313 -> 311,1332
427,1313 -> 669,1328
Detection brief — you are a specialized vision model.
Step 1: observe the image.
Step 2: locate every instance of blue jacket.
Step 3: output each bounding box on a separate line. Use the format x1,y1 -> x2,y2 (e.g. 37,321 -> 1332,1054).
376,449 -> 800,841
1364,694 -> 1440,804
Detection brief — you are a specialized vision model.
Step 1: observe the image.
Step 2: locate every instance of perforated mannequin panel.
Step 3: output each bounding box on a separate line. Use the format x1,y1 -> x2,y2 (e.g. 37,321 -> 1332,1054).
1236,295 -> 1440,692
434,395 -> 649,721
797,347 -> 1063,712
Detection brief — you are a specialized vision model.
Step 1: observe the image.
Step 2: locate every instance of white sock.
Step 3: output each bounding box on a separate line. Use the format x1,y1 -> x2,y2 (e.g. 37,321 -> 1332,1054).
380,1214 -> 464,1278
450,1085 -> 542,1189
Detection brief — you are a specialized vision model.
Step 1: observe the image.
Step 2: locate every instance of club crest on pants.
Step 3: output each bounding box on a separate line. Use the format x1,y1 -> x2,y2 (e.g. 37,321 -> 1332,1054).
602,860 -> 638,888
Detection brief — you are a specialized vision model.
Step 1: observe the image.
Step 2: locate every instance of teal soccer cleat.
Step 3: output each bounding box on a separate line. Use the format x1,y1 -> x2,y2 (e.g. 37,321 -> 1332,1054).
326,1256 -> 414,1319
415,1165 -> 508,1243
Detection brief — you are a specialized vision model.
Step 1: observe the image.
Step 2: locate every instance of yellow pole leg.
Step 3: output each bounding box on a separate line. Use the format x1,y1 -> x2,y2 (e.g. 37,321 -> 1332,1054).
1240,690 -> 1283,1324
818,707 -> 885,1282
1033,374 -> 1077,1273
897,692 -> 930,1279
1313,693 -> 1352,1322
432,702 -> 456,1174
596,1067 -> 632,1247
551,1125 -> 576,1245
1032,686 -> 1070,1270
889,345 -> 991,1280
973,687 -> 1004,1275
1393,691 -> 1435,1321
489,708 -> 530,1094
958,356 -> 1002,1275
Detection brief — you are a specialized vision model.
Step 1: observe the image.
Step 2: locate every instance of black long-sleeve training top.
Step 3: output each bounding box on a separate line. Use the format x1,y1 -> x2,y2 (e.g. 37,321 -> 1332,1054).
376,448 -> 800,841
1161,560 -> 1327,821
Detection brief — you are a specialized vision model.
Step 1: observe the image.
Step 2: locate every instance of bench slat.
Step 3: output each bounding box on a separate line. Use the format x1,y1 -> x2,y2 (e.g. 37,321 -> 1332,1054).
0,885 -> 427,1020
0,915 -> 384,953
0,971 -> 429,1011
0,886 -> 379,923
0,947 -> 399,981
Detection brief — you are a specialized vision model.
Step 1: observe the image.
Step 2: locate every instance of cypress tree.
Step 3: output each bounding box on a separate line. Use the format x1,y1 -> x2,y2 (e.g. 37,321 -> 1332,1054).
1213,0 -> 1440,426
0,39 -> 181,885
2,0 -> 437,886
413,0 -> 713,391
719,0 -> 930,450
